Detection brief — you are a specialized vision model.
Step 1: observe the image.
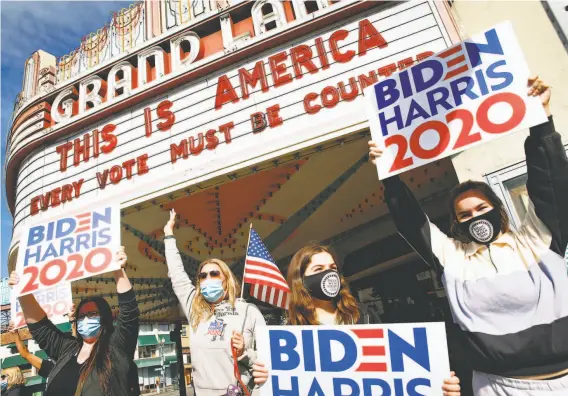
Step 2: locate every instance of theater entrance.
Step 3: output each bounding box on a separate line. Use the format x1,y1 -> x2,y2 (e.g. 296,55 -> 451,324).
62,129 -> 458,324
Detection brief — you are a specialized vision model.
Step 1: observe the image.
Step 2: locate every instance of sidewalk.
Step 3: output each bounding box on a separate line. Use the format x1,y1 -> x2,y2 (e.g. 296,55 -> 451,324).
143,387 -> 194,396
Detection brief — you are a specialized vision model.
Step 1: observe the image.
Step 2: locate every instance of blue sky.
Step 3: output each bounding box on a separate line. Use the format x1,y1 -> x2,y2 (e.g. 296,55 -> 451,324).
1,1 -> 130,277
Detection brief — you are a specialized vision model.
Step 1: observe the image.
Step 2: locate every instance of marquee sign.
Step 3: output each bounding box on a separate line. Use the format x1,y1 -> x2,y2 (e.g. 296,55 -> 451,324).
12,1 -> 453,240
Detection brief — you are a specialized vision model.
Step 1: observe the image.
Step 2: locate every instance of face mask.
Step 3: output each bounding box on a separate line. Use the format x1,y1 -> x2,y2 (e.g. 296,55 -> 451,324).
458,208 -> 502,245
1,380 -> 7,391
304,269 -> 341,301
201,279 -> 225,303
77,316 -> 102,339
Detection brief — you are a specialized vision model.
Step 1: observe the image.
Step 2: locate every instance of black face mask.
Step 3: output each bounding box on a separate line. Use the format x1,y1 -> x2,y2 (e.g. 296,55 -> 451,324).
458,208 -> 502,245
303,269 -> 341,301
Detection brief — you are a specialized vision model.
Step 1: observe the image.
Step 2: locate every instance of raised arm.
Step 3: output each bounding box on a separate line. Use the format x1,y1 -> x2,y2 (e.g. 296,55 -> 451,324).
8,322 -> 43,370
9,272 -> 75,360
369,143 -> 461,272
111,247 -> 140,357
523,78 -> 568,255
163,209 -> 196,317
10,271 -> 46,325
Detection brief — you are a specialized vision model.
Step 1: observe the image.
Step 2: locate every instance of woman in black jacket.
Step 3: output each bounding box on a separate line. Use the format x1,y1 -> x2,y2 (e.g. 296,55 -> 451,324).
369,77 -> 568,395
9,246 -> 140,396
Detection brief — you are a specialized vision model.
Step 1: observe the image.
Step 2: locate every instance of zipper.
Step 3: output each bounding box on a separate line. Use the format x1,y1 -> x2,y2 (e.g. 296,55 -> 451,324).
487,245 -> 498,273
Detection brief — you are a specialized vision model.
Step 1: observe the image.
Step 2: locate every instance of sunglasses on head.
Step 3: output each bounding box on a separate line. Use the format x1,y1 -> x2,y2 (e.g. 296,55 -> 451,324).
1,375 -> 6,380
198,270 -> 221,280
76,310 -> 100,321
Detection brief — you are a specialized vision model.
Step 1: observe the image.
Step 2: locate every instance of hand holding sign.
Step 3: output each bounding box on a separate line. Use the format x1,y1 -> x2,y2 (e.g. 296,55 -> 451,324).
252,363 -> 269,386
527,75 -> 551,116
443,372 -> 461,396
116,246 -> 127,270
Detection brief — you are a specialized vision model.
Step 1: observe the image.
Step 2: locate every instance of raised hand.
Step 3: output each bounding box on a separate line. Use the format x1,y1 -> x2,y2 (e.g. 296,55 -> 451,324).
116,246 -> 127,269
368,140 -> 384,166
8,271 -> 19,287
164,209 -> 177,237
528,75 -> 551,116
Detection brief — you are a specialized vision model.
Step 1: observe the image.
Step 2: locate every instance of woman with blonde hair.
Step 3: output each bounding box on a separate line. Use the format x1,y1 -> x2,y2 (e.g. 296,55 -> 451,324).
163,209 -> 266,395
1,366 -> 28,396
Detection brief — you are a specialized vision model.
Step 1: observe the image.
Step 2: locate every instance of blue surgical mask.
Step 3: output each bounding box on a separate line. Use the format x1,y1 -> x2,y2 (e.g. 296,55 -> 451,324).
77,316 -> 101,339
200,279 -> 224,303
1,379 -> 8,391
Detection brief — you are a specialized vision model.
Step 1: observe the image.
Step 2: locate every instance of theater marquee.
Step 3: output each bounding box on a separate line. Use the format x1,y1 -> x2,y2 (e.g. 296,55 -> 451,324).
10,1 -> 454,246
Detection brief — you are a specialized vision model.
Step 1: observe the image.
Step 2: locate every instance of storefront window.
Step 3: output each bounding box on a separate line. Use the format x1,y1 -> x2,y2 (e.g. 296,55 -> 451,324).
139,345 -> 157,358
158,323 -> 169,332
503,173 -> 529,222
485,144 -> 567,228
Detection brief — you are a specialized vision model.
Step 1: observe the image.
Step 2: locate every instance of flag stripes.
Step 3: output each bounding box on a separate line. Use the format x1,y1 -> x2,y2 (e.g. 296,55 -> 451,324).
243,228 -> 290,309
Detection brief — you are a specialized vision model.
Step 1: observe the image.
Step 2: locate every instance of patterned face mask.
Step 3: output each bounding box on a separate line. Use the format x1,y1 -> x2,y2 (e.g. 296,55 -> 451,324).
303,269 -> 341,300
458,208 -> 502,245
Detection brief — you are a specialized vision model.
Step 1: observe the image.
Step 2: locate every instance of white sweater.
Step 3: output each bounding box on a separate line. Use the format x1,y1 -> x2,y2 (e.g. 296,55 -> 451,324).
165,238 -> 265,396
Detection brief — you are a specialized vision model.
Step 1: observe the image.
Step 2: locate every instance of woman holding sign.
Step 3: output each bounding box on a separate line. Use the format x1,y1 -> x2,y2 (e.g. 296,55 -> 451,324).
251,242 -> 462,395
163,209 -> 266,396
369,78 -> 568,395
9,247 -> 140,396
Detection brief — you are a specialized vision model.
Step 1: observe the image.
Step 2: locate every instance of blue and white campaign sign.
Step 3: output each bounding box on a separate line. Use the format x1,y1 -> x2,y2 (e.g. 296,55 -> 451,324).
365,21 -> 548,179
256,323 -> 450,396
11,283 -> 72,329
14,205 -> 121,297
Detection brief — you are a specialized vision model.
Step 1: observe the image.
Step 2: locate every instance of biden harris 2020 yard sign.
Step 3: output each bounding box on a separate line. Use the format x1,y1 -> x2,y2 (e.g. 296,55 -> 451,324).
13,204 -> 121,297
256,323 -> 450,396
365,21 -> 548,179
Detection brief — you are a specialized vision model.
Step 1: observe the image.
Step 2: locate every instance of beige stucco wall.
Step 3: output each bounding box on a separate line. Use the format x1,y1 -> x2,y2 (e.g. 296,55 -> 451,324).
448,0 -> 568,181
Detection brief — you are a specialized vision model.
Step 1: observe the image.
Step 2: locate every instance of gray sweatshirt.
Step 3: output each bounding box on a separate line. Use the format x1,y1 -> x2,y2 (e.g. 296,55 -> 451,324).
165,238 -> 265,396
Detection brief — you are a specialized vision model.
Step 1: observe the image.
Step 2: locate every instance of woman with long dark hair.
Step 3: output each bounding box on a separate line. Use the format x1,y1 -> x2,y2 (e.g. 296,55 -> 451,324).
252,242 -> 461,395
9,247 -> 139,396
369,77 -> 568,395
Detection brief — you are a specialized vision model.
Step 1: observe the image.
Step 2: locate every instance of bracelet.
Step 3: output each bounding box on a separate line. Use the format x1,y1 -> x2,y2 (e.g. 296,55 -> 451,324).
164,235 -> 175,240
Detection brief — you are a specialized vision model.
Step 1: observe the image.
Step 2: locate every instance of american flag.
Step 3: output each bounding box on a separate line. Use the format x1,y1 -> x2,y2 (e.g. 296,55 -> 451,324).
243,228 -> 290,309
